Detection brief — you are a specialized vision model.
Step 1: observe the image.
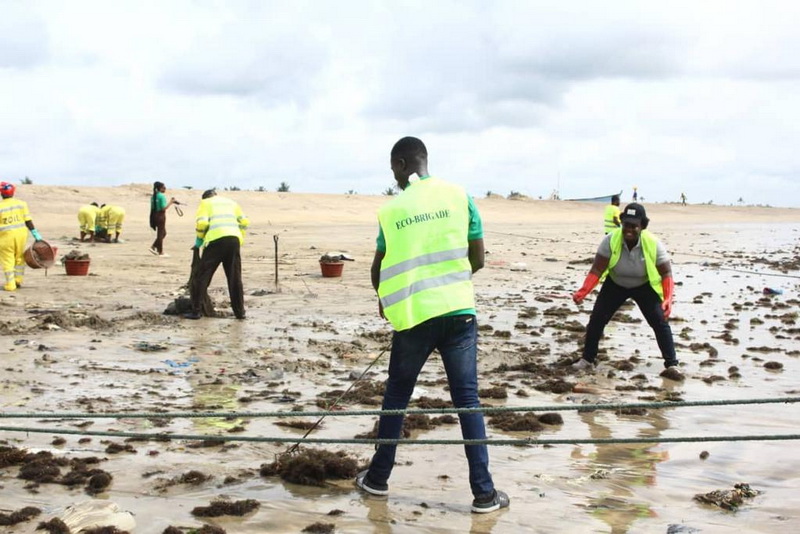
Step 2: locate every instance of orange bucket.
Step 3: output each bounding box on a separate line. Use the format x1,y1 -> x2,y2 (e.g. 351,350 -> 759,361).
320,261 -> 344,278
64,259 -> 91,276
24,241 -> 57,269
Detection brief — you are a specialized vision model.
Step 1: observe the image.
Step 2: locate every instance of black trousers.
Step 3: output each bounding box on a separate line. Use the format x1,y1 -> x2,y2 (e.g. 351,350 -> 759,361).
190,236 -> 245,318
582,277 -> 677,367
151,211 -> 166,254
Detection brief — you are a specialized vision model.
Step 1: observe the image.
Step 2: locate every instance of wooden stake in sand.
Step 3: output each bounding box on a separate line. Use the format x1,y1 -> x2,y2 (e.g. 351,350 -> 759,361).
273,235 -> 280,290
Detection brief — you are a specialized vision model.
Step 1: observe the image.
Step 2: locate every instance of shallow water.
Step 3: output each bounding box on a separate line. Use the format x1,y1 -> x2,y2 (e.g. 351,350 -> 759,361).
2,222 -> 800,533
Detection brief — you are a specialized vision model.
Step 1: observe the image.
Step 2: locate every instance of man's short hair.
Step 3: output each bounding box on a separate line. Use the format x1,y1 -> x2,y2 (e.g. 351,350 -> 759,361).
611,194 -> 620,204
202,189 -> 217,199
391,136 -> 427,161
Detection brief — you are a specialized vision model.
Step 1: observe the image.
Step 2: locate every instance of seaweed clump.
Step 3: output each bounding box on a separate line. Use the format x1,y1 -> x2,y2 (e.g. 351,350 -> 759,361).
0,506 -> 41,526
694,483 -> 761,511
191,499 -> 260,517
260,448 -> 359,486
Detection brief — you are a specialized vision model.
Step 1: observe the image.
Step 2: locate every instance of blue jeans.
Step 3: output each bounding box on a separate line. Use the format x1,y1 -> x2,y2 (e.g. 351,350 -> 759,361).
366,314 -> 495,498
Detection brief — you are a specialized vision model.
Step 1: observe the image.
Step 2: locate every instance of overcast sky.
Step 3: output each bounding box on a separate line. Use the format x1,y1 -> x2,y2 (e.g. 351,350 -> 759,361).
2,1 -> 799,206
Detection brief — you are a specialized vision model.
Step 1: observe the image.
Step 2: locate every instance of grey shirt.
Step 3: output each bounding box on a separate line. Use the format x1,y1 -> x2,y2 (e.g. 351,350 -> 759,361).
597,233 -> 670,289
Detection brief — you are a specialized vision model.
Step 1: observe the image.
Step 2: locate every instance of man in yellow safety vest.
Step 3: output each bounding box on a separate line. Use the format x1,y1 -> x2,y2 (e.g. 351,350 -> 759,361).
604,194 -> 621,234
354,136 -> 509,514
0,182 -> 44,291
184,189 -> 249,320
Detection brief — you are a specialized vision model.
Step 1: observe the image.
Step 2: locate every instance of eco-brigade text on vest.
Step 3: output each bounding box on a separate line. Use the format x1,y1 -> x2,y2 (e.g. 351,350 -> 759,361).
394,209 -> 450,230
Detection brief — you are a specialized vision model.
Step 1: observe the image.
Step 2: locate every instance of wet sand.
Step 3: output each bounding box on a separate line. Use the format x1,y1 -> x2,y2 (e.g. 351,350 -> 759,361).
2,184 -> 800,533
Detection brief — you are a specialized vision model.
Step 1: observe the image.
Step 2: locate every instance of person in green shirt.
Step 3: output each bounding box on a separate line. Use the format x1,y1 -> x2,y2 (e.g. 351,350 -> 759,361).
149,181 -> 177,256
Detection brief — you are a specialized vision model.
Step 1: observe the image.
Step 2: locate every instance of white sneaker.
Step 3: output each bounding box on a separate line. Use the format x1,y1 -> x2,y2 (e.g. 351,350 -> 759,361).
571,359 -> 594,371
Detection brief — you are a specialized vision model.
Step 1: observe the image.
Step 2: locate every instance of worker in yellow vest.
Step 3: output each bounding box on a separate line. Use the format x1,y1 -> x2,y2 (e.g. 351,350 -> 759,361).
604,194 -> 621,234
354,137 -> 509,514
184,189 -> 249,320
77,202 -> 100,242
572,203 -> 680,377
97,204 -> 126,243
0,182 -> 44,291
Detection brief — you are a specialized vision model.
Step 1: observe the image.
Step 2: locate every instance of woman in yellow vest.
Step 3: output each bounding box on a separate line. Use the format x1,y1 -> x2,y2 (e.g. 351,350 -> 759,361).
572,203 -> 679,376
0,182 -> 44,291
77,202 -> 100,242
354,137 -> 509,514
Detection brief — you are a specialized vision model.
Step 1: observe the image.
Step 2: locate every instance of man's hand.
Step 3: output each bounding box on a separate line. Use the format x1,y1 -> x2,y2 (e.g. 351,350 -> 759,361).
378,298 -> 386,320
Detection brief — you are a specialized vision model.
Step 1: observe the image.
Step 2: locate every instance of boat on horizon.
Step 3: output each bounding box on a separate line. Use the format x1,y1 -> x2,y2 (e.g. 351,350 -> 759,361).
563,190 -> 623,203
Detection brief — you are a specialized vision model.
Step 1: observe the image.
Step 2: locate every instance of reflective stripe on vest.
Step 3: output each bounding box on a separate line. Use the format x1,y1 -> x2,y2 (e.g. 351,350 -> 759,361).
605,229 -> 664,300
195,196 -> 248,245
377,178 -> 474,331
604,205 -> 619,233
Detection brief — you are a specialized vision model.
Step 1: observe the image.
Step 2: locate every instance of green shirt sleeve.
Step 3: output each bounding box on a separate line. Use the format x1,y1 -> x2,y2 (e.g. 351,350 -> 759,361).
376,225 -> 386,253
467,195 -> 483,240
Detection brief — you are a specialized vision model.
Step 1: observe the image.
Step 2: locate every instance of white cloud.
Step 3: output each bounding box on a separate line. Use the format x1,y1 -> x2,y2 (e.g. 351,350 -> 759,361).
1,0 -> 799,206
0,3 -> 49,68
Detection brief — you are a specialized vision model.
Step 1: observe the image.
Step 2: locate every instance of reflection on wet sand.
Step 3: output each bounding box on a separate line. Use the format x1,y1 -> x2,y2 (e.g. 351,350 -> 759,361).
573,408 -> 671,533
189,330 -> 246,433
191,380 -> 243,432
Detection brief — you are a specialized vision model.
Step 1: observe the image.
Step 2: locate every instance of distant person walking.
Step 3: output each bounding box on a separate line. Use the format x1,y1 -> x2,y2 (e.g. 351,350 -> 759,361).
604,195 -> 621,234
680,192 -> 687,205
77,202 -> 100,242
354,136 -> 509,514
184,189 -> 249,320
632,187 -> 638,202
0,182 -> 44,291
571,203 -> 679,376
149,181 -> 178,256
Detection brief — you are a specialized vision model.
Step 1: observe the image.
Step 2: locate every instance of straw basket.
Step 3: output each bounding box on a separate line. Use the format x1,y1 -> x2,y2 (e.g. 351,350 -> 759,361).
24,241 -> 57,269
64,259 -> 91,276
320,261 -> 344,278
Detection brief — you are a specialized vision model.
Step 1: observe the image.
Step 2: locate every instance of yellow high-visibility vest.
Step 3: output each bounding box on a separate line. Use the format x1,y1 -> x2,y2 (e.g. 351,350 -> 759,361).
195,196 -> 249,245
377,177 -> 474,331
604,204 -> 620,233
605,229 -> 664,300
0,198 -> 31,233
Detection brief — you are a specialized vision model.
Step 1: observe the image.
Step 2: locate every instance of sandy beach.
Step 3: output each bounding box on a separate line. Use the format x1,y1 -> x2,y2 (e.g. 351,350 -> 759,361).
2,184 -> 800,533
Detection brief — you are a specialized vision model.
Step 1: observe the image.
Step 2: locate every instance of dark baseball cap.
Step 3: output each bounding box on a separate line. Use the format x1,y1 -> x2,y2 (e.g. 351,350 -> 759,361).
202,189 -> 217,199
620,203 -> 647,224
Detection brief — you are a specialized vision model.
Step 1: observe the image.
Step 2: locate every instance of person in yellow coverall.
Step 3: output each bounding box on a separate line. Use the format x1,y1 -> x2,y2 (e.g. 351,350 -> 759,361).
0,182 -> 44,291
77,202 -> 100,242
97,204 -> 126,243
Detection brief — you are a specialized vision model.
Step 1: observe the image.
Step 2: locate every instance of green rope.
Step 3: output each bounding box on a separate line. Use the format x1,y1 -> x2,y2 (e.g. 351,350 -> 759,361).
3,396 -> 798,420
1,425 -> 799,446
